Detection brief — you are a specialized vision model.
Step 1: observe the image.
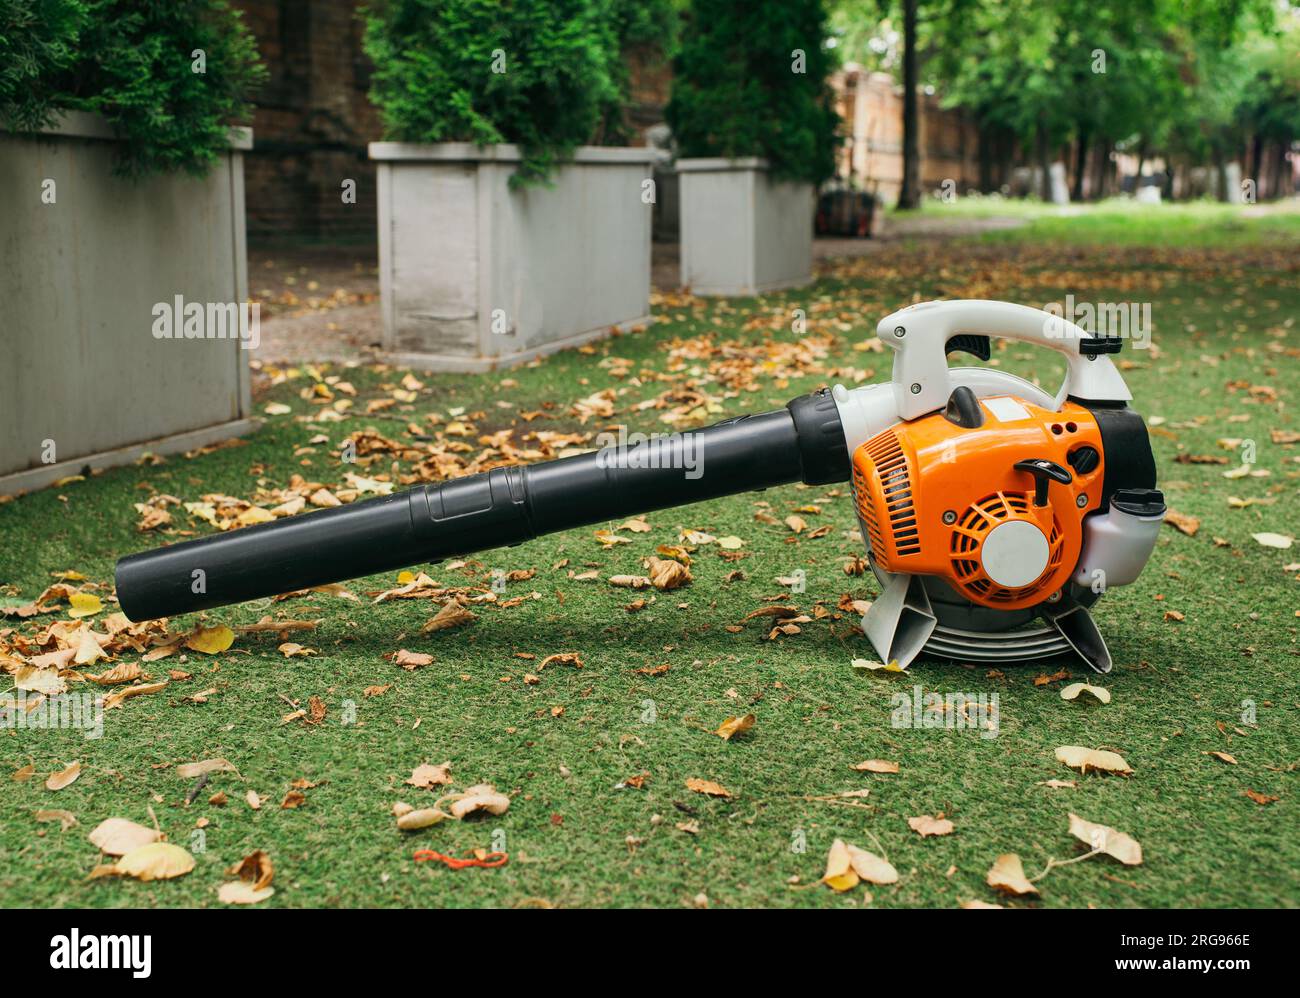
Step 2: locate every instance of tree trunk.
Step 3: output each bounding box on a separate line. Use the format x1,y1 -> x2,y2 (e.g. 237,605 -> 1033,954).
896,0 -> 921,210
1072,128 -> 1089,201
1035,120 -> 1051,200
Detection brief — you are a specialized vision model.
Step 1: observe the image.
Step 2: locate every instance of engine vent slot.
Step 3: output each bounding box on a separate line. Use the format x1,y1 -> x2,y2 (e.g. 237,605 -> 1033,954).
855,428 -> 920,563
948,492 -> 1063,604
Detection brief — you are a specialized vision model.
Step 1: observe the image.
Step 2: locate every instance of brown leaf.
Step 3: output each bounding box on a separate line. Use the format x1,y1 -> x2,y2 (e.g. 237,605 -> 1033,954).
685,777 -> 733,798
112,842 -> 195,881
1164,510 -> 1200,536
175,758 -> 239,779
84,661 -> 142,686
538,652 -> 583,671
227,849 -> 274,890
394,649 -> 434,670
646,557 -> 692,591
908,814 -> 955,837
405,762 -> 452,789
281,790 -> 307,809
421,601 -> 475,634
850,759 -> 899,774
35,809 -> 77,831
45,761 -> 81,791
1205,750 -> 1237,765
987,853 -> 1038,896
1244,790 -> 1278,806
447,784 -> 511,818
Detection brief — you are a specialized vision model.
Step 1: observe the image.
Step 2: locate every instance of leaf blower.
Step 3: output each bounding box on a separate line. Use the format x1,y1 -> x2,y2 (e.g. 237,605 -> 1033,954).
115,300 -> 1165,672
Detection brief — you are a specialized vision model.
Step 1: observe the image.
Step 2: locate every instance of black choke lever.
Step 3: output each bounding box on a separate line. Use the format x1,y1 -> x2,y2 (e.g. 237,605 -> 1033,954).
1014,458 -> 1073,507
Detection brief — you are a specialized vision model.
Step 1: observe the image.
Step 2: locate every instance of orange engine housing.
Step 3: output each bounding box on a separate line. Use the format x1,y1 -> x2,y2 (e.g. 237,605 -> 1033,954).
852,396 -> 1105,610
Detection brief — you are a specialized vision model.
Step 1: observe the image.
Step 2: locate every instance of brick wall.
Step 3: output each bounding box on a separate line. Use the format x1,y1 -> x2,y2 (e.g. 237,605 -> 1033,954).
233,0 -> 380,244
832,68 -> 981,203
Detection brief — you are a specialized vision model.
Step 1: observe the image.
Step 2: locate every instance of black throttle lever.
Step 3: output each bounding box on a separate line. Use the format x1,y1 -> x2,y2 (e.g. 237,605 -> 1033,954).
1014,458 -> 1073,507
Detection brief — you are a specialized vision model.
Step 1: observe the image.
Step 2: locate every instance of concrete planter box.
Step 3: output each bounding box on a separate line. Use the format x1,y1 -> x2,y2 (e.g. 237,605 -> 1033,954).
0,113 -> 256,496
677,158 -> 814,296
370,142 -> 656,372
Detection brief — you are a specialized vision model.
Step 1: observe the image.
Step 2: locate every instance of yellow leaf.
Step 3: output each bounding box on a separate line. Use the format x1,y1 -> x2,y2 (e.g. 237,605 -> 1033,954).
715,714 -> 755,741
987,853 -> 1038,896
851,657 -> 908,674
184,625 -> 234,655
114,842 -> 195,881
821,838 -> 859,892
68,593 -> 103,618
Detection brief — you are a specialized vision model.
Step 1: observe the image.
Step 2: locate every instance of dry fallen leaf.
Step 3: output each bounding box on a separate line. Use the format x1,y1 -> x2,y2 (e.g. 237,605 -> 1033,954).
447,784 -> 511,819
715,714 -> 755,741
685,777 -> 733,798
1252,532 -> 1293,550
961,899 -> 1004,909
396,807 -> 446,830
1068,813 -> 1143,866
851,657 -> 908,674
646,557 -> 692,591
88,817 -> 160,856
821,838 -> 898,891
394,649 -> 434,670
847,843 -> 899,885
36,809 -> 78,831
1060,682 -> 1111,704
85,661 -> 143,686
850,759 -> 899,774
908,814 -> 955,837
176,758 -> 239,779
184,625 -> 235,655
227,849 -> 274,890
821,838 -> 859,892
112,842 -> 195,881
1055,745 -> 1133,776
1244,790 -> 1278,806
1205,750 -> 1238,765
45,761 -> 81,791
406,762 -> 453,789
986,853 -> 1038,896
421,601 -> 476,634
217,880 -> 275,904
1164,510 -> 1200,536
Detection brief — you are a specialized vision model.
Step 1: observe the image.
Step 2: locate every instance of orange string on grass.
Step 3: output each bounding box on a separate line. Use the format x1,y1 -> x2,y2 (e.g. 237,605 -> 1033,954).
413,849 -> 508,870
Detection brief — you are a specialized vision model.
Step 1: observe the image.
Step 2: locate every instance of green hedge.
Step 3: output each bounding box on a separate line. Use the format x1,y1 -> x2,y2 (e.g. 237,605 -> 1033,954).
363,0 -> 672,185
666,0 -> 838,185
0,0 -> 264,177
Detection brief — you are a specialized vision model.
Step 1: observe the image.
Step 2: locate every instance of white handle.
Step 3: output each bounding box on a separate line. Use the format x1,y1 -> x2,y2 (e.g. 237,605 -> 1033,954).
876,299 -> 1132,421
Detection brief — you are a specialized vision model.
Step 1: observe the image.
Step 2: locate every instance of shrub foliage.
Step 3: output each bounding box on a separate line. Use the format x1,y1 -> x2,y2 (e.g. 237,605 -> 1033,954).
667,0 -> 838,184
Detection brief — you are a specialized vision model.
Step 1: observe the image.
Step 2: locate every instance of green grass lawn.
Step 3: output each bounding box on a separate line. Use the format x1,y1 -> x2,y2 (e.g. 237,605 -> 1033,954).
2,202 -> 1298,908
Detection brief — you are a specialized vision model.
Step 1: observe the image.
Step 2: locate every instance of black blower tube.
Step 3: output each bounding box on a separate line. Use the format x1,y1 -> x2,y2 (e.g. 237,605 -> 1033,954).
114,389 -> 850,622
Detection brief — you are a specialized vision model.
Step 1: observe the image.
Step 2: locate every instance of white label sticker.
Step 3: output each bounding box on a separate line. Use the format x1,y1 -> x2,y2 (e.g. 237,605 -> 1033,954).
982,396 -> 1031,422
